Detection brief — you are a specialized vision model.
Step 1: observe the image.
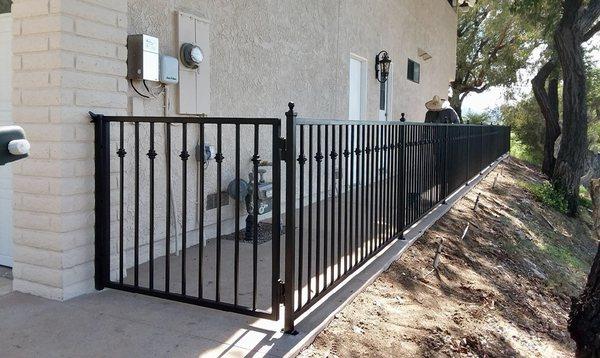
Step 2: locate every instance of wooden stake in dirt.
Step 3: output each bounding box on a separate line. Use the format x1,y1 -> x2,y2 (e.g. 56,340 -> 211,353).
473,192 -> 481,210
433,238 -> 444,270
461,224 -> 470,240
492,173 -> 499,189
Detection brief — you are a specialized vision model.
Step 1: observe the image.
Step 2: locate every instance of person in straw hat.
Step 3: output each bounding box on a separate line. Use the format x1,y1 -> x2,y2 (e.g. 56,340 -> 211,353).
424,95 -> 460,124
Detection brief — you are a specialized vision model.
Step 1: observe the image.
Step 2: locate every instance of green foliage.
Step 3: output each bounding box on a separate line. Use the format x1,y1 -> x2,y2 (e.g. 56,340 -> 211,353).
463,111 -> 493,125
502,96 -> 545,165
521,181 -> 569,213
452,0 -> 541,111
519,181 -> 592,214
511,134 -> 543,166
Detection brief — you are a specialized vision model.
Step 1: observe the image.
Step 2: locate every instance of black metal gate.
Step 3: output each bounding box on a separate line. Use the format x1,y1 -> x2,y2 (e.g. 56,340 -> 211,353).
92,114 -> 282,320
92,104 -> 510,330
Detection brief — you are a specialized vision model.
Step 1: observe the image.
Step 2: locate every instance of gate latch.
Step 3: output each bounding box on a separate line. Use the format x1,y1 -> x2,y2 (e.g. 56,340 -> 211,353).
278,279 -> 285,303
278,137 -> 287,161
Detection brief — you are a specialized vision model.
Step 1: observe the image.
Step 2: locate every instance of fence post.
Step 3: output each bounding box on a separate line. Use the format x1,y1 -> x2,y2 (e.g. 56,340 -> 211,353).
398,124 -> 406,240
284,102 -> 297,334
91,112 -> 110,290
465,126 -> 470,186
442,125 -> 449,204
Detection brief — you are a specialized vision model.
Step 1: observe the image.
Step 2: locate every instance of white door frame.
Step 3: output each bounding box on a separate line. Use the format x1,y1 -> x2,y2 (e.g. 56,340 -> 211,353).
0,13 -> 13,267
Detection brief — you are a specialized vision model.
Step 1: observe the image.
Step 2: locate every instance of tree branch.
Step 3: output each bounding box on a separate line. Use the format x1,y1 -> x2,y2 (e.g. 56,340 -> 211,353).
579,0 -> 600,38
583,19 -> 600,42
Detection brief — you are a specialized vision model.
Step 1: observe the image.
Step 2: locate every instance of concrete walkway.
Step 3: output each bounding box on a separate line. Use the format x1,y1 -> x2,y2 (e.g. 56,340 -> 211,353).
0,157 -> 506,358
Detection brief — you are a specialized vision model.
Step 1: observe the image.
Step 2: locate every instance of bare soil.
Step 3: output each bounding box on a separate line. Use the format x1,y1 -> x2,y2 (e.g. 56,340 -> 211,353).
300,158 -> 597,357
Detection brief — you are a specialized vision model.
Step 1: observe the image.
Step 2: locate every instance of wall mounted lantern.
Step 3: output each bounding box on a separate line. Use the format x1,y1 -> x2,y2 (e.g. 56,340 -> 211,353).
375,50 -> 392,83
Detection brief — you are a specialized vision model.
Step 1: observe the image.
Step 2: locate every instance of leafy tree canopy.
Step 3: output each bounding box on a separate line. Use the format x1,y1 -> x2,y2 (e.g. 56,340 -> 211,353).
452,0 -> 541,116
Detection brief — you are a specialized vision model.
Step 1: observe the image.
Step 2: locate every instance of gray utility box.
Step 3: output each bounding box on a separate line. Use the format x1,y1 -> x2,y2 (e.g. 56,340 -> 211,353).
127,34 -> 160,82
0,126 -> 29,165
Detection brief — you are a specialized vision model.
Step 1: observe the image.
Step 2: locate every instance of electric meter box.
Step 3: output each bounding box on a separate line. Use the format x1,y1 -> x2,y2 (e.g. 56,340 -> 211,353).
127,34 -> 160,82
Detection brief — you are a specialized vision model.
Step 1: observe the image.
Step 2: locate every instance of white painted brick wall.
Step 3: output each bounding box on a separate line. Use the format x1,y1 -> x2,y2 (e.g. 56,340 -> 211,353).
11,0 -> 127,300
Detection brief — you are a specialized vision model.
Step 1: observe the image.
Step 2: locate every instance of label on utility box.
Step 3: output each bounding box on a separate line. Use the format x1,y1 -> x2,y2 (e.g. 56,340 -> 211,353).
142,35 -> 159,53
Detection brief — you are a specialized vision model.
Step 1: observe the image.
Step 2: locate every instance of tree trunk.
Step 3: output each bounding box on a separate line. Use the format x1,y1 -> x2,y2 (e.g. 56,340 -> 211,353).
450,91 -> 465,123
552,0 -> 589,216
569,179 -> 600,357
532,59 -> 561,178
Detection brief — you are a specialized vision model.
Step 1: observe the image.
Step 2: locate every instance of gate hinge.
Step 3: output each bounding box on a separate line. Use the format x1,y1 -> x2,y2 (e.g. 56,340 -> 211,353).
278,137 -> 287,161
278,279 -> 285,303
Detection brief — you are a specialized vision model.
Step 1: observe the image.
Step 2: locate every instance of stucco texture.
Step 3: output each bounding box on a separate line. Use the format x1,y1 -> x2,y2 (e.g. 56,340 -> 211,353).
114,0 -> 457,273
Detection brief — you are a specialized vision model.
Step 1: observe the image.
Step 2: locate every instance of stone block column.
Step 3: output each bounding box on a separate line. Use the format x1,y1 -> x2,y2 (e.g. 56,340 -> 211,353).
11,0 -> 127,300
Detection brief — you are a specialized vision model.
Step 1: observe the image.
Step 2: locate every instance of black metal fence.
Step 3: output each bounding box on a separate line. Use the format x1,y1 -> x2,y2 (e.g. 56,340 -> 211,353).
92,103 -> 509,332
282,104 -> 509,331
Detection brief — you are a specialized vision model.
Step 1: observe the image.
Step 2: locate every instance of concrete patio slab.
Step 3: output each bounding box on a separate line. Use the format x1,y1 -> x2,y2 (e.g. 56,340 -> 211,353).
0,156 -> 505,357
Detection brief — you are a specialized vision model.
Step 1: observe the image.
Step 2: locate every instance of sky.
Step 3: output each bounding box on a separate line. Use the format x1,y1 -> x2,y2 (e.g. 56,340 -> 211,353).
462,35 -> 600,115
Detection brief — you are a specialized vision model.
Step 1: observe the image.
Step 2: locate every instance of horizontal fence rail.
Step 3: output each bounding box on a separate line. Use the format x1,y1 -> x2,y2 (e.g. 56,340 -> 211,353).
92,113 -> 282,320
283,103 -> 509,332
93,103 -> 510,332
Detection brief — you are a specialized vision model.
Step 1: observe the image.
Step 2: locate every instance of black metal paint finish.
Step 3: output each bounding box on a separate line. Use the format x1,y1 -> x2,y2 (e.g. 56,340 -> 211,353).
92,109 -> 510,334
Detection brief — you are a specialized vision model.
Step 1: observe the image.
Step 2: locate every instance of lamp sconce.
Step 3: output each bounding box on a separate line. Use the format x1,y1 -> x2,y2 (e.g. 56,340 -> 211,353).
375,50 -> 392,83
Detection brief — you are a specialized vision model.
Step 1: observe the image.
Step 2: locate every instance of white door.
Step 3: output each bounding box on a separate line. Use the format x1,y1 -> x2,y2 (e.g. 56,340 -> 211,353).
348,56 -> 366,121
0,13 -> 13,267
348,55 -> 366,184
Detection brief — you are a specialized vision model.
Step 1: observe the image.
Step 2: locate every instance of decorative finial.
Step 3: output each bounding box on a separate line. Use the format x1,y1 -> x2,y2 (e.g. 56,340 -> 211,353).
288,102 -> 295,111
400,113 -> 406,122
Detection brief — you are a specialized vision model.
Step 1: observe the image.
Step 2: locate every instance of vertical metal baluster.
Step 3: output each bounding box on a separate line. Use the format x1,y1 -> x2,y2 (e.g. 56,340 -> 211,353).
466,126 -> 470,185
343,125 -> 350,273
337,125 -> 343,279
134,121 -> 139,287
394,125 -> 399,235
375,125 -> 385,246
252,124 -> 259,310
399,124 -> 406,239
117,122 -> 125,285
386,125 -> 392,241
360,125 -> 366,258
234,123 -> 240,306
373,126 -> 383,246
410,126 -> 416,224
361,125 -> 370,256
297,125 -> 305,309
165,123 -> 171,293
198,123 -> 204,299
383,125 -> 389,241
216,124 -> 223,302
380,125 -> 385,245
364,125 -> 371,254
180,123 -> 189,296
323,125 -> 329,287
369,125 -> 375,250
373,125 -> 378,246
428,126 -> 433,210
148,123 -> 156,290
315,125 -> 322,294
330,126 -> 336,283
307,125 -> 313,300
349,125 -> 355,268
353,125 -> 360,266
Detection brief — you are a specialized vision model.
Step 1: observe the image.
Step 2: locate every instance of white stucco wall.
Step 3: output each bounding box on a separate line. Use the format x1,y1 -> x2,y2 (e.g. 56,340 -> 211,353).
128,0 -> 457,121
10,0 -> 456,300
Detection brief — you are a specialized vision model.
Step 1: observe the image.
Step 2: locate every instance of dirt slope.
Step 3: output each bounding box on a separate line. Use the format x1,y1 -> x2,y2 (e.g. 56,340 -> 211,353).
300,158 -> 597,357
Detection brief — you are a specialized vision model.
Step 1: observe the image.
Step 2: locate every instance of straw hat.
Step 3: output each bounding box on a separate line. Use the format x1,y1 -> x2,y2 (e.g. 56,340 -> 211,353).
425,95 -> 445,111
